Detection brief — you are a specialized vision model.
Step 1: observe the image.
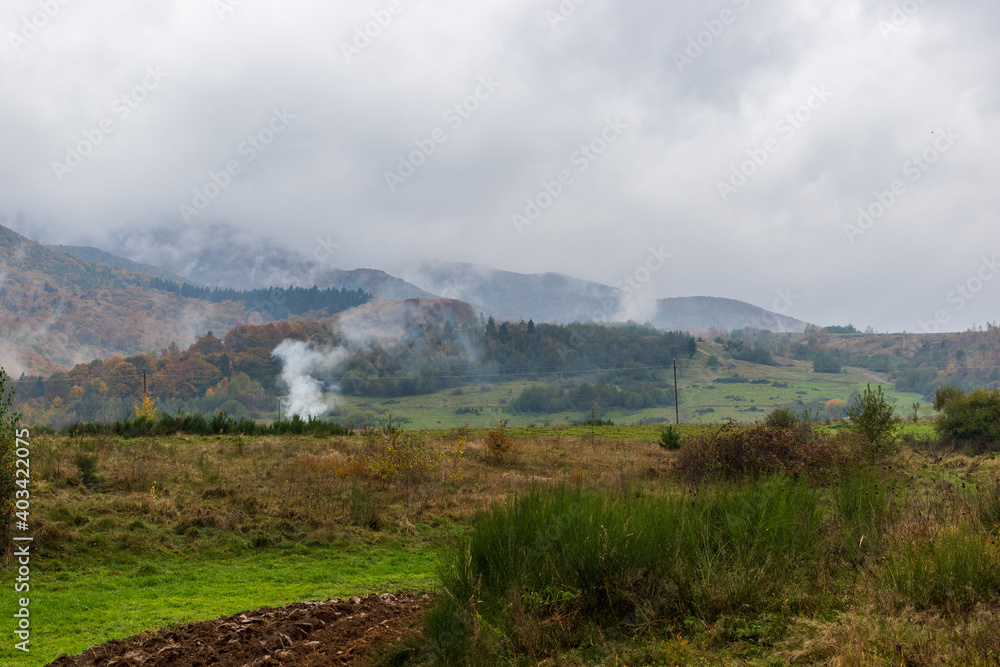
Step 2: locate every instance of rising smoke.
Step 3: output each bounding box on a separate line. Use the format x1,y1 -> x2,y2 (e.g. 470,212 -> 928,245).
271,299 -> 467,419
271,339 -> 347,419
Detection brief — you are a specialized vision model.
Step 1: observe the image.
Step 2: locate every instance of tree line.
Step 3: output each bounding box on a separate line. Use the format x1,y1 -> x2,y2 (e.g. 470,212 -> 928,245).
14,317 -> 696,426
147,278 -> 371,318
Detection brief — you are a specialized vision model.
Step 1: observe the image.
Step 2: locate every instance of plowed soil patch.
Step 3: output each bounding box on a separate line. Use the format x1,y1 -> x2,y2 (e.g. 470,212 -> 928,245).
48,593 -> 424,666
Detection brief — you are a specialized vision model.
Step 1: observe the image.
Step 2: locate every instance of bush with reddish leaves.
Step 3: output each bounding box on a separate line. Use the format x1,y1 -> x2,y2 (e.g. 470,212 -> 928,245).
675,421 -> 849,485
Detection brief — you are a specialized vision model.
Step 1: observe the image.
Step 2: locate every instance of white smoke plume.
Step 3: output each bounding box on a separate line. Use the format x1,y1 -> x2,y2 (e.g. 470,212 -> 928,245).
271,339 -> 347,419
270,299 -> 474,419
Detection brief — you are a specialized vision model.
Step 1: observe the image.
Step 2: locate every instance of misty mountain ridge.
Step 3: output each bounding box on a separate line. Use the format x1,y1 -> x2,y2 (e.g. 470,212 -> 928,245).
87,224 -> 811,333
98,222 -> 434,299
0,225 -> 255,376
400,260 -> 811,333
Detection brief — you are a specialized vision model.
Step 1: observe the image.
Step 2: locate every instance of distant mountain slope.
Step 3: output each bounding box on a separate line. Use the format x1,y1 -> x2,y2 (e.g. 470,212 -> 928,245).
400,260 -> 617,322
0,225 -> 254,376
47,245 -> 194,284
401,260 -> 810,332
312,268 -> 436,301
101,222 -> 434,299
654,297 -> 807,333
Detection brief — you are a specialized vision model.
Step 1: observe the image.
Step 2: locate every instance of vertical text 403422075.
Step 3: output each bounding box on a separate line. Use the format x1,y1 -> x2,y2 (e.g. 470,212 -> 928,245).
12,428 -> 32,654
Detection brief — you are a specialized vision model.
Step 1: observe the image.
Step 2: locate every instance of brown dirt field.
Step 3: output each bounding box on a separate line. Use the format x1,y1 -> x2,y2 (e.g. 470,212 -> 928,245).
46,593 -> 424,667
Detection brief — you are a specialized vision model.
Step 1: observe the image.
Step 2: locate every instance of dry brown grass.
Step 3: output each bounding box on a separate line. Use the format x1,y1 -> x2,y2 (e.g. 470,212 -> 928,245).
779,606 -> 1000,666
27,426 -> 674,559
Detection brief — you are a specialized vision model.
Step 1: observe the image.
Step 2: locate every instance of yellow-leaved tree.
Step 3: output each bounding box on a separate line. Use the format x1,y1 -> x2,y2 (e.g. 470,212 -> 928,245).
135,393 -> 157,421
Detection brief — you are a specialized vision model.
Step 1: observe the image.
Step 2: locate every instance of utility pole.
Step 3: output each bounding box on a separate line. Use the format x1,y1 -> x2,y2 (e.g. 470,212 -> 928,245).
142,370 -> 147,397
673,359 -> 680,425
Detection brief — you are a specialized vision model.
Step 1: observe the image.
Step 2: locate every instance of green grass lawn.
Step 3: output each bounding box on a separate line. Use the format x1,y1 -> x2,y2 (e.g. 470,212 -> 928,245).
0,537 -> 440,666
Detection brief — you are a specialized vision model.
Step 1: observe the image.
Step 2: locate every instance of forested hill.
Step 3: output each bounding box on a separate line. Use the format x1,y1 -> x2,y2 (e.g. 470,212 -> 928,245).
0,225 -> 370,377
13,316 -> 696,426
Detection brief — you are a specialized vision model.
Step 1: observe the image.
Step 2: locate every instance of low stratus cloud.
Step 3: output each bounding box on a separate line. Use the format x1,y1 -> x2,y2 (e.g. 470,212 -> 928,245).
1,0 -> 998,332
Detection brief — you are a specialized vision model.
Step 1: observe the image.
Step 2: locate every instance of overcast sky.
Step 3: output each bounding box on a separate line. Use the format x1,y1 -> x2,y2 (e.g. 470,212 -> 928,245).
1,0 -> 997,333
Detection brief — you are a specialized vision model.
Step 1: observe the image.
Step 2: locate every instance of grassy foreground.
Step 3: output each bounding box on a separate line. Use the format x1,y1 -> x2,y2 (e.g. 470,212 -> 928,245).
3,422 -> 1000,665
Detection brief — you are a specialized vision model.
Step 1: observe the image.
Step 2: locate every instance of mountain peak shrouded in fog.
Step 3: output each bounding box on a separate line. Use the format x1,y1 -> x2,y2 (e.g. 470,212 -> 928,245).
58,224 -> 810,330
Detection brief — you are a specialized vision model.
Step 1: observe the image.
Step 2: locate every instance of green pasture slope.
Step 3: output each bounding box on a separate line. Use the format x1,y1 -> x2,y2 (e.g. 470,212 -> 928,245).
332,345 -> 928,429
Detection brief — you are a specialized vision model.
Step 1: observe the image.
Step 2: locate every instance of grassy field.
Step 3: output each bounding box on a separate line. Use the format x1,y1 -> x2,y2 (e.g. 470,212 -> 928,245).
330,343 -> 928,429
3,414 -> 999,665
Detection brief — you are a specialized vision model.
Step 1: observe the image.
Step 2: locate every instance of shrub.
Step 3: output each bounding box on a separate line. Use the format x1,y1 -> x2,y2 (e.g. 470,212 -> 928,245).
72,452 -> 102,488
368,430 -> 438,486
847,384 -> 900,460
483,421 -> 515,464
813,353 -> 842,374
764,408 -> 798,429
659,425 -> 682,450
935,387 -> 1000,453
676,422 -> 845,485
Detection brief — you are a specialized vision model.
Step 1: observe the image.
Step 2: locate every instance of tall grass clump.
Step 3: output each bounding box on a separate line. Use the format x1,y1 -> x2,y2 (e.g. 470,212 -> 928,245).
428,476 -> 828,663
970,479 -> 1000,535
346,480 -> 384,530
835,463 -> 902,564
878,523 -> 1000,612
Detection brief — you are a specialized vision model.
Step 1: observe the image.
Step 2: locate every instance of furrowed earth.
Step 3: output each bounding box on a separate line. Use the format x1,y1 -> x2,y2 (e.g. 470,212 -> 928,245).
47,593 -> 424,666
